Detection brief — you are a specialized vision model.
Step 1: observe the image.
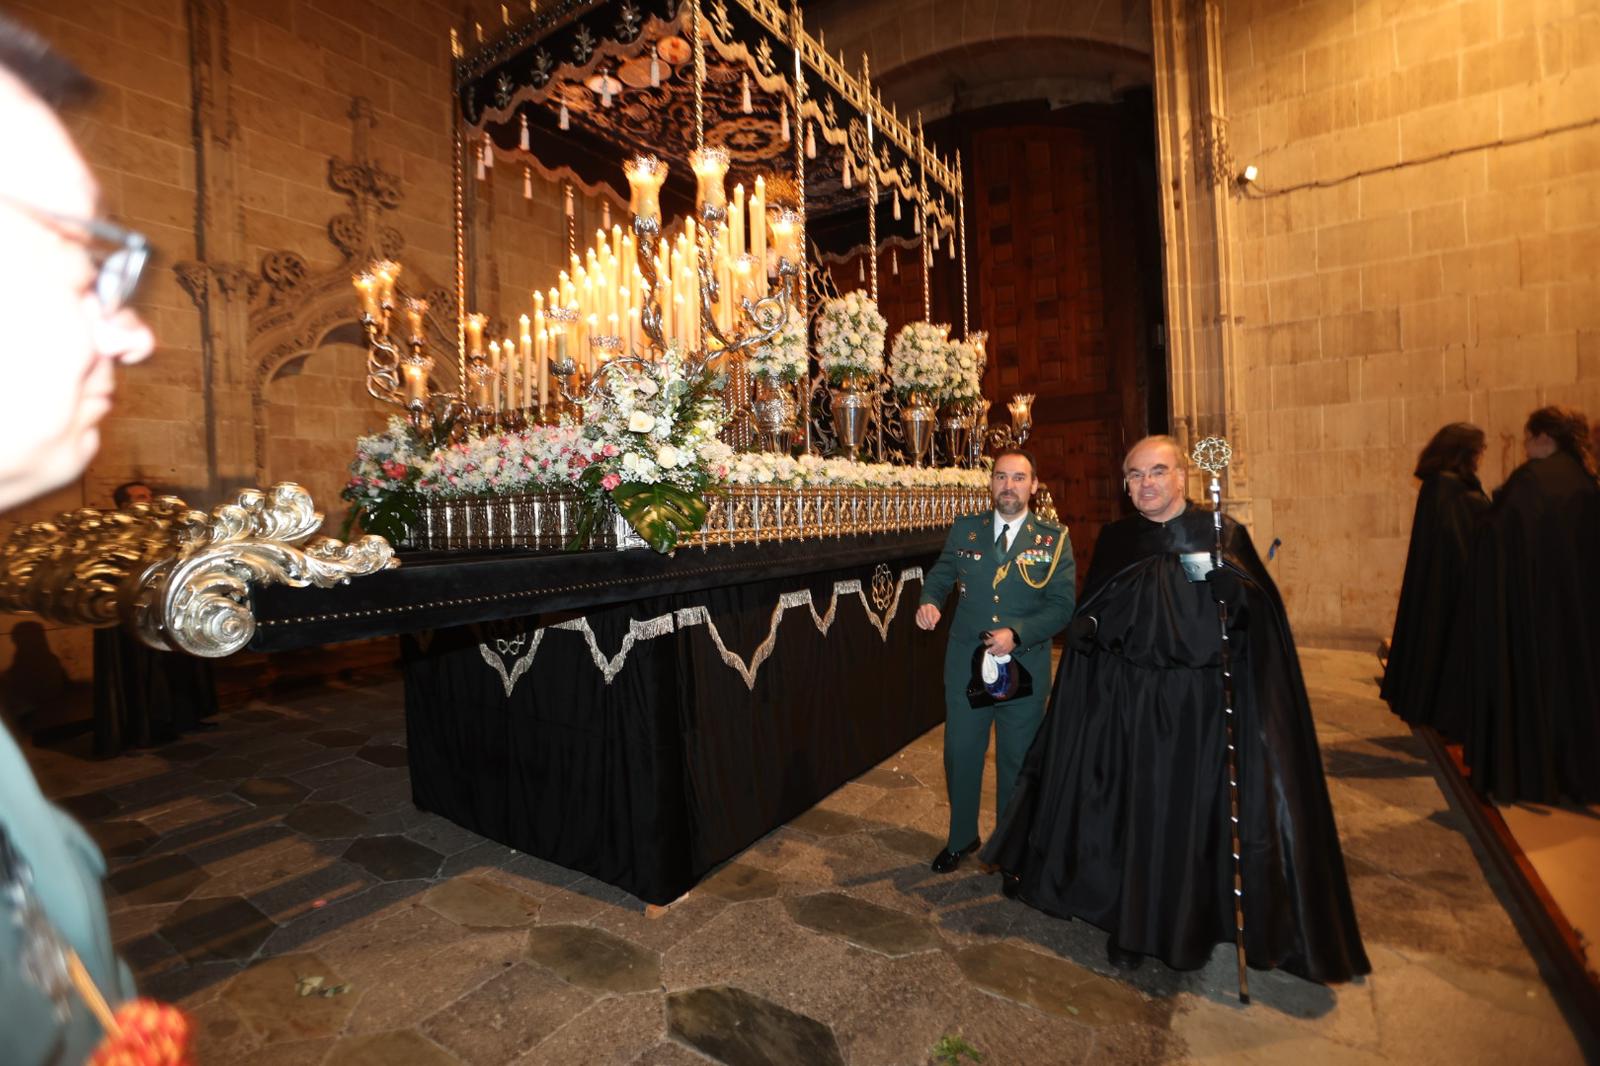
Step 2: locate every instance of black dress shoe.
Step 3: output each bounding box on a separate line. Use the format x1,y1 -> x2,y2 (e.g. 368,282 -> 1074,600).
1000,873 -> 1022,900
930,838 -> 980,873
1106,937 -> 1144,972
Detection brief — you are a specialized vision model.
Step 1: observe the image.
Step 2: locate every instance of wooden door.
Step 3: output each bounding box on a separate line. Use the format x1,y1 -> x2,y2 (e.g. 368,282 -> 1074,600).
972,123 -> 1146,582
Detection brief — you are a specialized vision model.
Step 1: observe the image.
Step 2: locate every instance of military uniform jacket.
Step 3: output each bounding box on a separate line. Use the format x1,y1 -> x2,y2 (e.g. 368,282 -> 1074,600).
921,510 -> 1077,709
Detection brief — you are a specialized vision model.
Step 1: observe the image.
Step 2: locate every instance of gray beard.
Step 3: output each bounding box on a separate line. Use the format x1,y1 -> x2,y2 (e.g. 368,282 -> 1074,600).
995,496 -> 1026,518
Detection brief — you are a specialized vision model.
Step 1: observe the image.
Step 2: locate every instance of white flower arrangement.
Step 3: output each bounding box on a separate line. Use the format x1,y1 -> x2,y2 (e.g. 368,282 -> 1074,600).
815,290 -> 888,384
344,415 -> 427,501
577,346 -> 729,495
941,337 -> 984,405
889,321 -> 957,398
745,306 -> 810,385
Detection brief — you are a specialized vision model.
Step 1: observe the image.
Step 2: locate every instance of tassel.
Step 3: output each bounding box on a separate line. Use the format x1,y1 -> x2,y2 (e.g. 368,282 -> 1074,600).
781,101 -> 789,141
565,184 -> 574,218
932,226 -> 940,251
742,73 -> 752,114
857,258 -> 864,282
805,122 -> 815,159
914,208 -> 921,235
602,201 -> 611,230
602,76 -> 613,108
483,136 -> 494,168
651,47 -> 661,87
893,189 -> 901,220
519,112 -> 529,150
891,247 -> 899,275
523,166 -> 533,199
476,155 -> 486,181
842,154 -> 852,189
559,101 -> 569,130
949,233 -> 956,259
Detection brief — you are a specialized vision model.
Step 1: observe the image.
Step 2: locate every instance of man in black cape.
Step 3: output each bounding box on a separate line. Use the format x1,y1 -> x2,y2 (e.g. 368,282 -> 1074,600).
1465,406 -> 1600,804
983,436 -> 1369,984
1381,423 -> 1489,738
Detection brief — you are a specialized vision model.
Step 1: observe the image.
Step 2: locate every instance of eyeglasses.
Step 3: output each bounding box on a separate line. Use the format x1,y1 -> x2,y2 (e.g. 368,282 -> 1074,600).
1124,465 -> 1176,485
0,195 -> 150,313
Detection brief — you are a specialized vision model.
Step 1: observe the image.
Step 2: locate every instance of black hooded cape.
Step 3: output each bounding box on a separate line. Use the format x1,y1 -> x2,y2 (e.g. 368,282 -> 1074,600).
1465,451 -> 1600,804
1380,472 -> 1489,737
982,506 -> 1370,984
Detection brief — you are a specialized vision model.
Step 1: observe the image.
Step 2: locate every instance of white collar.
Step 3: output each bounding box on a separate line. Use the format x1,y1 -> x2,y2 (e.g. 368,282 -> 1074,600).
993,510 -> 1029,541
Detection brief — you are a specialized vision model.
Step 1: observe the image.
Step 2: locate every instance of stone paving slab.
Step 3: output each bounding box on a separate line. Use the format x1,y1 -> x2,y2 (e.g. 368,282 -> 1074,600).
18,651 -> 1590,1064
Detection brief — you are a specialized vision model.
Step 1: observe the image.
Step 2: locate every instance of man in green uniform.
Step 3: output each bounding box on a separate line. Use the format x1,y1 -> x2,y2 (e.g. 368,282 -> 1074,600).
917,449 -> 1075,872
0,14 -> 156,1063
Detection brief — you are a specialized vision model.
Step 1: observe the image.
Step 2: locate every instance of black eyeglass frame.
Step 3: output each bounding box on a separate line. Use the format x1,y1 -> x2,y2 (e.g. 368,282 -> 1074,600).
0,194 -> 150,313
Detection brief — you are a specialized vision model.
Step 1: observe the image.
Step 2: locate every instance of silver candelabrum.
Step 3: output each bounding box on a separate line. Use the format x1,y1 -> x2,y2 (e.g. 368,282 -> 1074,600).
354,261 -> 458,434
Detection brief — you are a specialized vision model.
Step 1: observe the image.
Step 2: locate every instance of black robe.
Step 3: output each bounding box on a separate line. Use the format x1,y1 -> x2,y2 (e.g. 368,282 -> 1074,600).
1381,472 -> 1489,737
982,506 -> 1370,984
1465,451 -> 1600,804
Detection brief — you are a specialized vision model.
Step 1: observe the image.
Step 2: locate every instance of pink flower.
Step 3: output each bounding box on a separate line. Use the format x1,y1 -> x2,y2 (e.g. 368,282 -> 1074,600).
382,460 -> 407,479
602,443 -> 619,457
601,472 -> 622,491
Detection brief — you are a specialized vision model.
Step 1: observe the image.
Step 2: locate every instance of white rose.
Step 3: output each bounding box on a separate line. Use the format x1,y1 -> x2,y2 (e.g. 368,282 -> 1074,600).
656,444 -> 681,468
628,411 -> 655,433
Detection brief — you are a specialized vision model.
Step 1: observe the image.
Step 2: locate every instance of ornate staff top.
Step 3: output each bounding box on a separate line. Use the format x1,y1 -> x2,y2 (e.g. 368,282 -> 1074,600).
1191,436 -> 1233,476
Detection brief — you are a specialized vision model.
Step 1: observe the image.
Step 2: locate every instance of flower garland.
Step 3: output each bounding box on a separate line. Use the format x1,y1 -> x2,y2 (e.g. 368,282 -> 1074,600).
889,321 -> 957,398
745,306 -> 810,385
722,452 -> 990,489
414,423 -> 599,498
815,290 -> 887,384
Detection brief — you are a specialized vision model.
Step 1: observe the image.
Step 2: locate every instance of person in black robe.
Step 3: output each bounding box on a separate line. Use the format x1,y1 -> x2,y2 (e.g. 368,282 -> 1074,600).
1465,406 -> 1600,804
983,435 -> 1370,984
1381,423 -> 1489,738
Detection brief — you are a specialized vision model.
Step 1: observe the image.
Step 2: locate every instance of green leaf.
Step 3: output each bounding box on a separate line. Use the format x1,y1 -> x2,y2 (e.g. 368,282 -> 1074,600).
610,481 -> 708,554
354,490 -> 419,546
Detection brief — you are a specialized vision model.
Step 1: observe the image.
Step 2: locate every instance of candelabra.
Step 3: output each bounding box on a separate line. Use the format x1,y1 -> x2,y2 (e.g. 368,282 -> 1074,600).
354,261 -> 456,433
985,393 -> 1035,451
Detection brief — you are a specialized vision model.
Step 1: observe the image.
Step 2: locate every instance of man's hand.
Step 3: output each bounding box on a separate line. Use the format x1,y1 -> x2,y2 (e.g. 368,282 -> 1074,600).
916,604 -> 941,630
1206,567 -> 1243,609
983,628 -> 1017,656
1067,615 -> 1098,655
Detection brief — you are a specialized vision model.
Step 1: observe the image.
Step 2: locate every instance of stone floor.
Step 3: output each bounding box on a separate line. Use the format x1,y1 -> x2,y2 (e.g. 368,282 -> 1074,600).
21,648 -> 1590,1065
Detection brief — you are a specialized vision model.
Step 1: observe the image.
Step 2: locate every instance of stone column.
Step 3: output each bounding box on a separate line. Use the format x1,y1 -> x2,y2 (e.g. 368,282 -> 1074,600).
1150,0 -> 1250,523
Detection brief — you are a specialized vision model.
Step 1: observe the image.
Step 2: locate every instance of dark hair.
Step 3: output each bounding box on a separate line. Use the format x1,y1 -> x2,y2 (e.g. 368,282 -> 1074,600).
1414,422 -> 1486,480
993,448 -> 1039,478
1526,405 -> 1596,476
112,481 -> 151,509
0,13 -> 93,110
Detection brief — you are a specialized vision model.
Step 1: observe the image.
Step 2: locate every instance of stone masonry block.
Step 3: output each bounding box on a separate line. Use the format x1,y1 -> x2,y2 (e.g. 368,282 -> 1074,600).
1358,349 -> 1448,400
1323,308 -> 1402,358
1463,333 -> 1578,390
1550,283 -> 1600,332
1363,256 -> 1444,308
1399,95 -> 1498,164
1318,218 -> 1411,270
1411,202 -> 1468,253
1269,275 -> 1323,324
1471,289 -> 1547,342
1440,242 -> 1521,294
1272,359 -> 1355,408
1320,267 -> 1366,316
1461,33 -> 1541,97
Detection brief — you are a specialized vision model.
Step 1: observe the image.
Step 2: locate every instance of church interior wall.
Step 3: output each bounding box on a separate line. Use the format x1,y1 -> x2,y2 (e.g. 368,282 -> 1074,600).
1217,0 -> 1600,645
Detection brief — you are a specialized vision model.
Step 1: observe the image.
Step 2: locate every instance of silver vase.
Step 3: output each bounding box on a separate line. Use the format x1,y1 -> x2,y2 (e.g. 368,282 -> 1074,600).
829,374 -> 875,461
753,380 -> 796,453
939,403 -> 972,468
901,391 -> 936,466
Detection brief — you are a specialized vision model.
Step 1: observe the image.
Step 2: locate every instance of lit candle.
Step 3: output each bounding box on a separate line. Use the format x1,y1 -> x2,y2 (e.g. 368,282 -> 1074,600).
769,207 -> 801,268
372,260 -> 400,308
404,297 -> 428,344
401,360 -> 428,407
519,316 -> 532,408
465,312 -> 487,357
537,328 -> 549,409
624,154 -> 668,224
750,179 -> 766,297
689,145 -> 729,213
731,182 -> 745,256
353,273 -> 380,319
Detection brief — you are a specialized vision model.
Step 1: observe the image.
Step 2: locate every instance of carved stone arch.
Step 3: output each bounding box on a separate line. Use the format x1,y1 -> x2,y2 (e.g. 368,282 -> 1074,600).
247,263 -> 458,487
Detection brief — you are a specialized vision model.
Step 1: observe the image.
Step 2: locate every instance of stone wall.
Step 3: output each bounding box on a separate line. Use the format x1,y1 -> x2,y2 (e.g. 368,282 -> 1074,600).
1215,0 -> 1600,644
0,0 -> 584,687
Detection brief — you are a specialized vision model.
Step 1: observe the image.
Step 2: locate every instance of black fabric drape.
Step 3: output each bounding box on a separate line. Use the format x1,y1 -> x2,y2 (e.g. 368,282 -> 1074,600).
404,555 -> 945,904
91,629 -> 217,756
983,508 -> 1370,984
1381,472 -> 1488,737
1465,451 -> 1600,804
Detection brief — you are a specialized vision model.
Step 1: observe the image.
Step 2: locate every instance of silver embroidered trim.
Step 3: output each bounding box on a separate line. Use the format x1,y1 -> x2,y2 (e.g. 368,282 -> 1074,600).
474,567 -> 925,693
